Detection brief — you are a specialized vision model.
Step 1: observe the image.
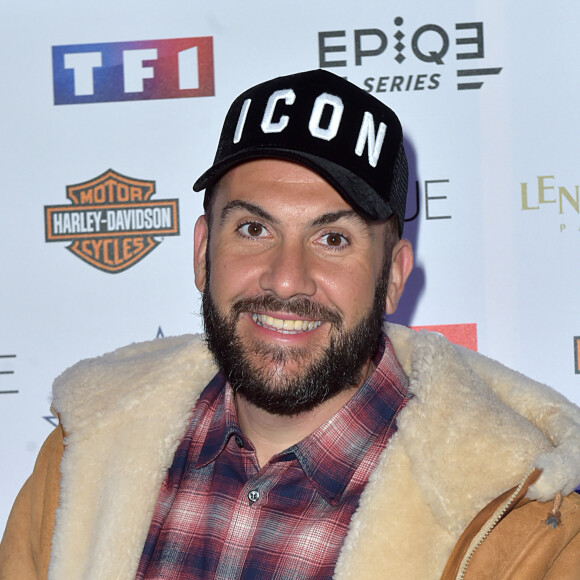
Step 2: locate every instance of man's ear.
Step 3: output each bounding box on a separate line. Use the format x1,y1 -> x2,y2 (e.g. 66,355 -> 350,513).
385,239 -> 414,315
194,215 -> 209,292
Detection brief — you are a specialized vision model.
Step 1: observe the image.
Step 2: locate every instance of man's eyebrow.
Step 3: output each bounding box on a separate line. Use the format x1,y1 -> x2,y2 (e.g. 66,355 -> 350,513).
309,209 -> 369,228
219,202 -> 368,230
219,200 -> 278,224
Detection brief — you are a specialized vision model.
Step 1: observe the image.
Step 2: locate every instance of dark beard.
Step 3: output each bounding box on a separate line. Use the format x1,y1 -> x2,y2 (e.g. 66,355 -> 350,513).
201,277 -> 387,416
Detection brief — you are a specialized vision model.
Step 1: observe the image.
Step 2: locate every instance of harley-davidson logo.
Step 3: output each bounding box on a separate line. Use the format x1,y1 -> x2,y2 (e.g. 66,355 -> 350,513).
44,169 -> 179,273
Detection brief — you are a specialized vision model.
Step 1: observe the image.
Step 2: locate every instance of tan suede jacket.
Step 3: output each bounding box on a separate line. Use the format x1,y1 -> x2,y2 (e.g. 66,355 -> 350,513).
2,324 -> 580,579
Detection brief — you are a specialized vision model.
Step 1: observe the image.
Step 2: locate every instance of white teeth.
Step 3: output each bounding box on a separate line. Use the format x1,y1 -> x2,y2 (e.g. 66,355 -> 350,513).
251,313 -> 322,334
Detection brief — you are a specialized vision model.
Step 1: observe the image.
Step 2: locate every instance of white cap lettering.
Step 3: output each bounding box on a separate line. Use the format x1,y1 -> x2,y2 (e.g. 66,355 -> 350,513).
261,89 -> 296,133
355,111 -> 387,168
233,98 -> 252,144
308,93 -> 344,142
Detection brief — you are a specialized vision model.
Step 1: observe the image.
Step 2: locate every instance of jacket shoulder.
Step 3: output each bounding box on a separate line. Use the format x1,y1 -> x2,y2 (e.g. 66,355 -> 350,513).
386,322 -> 580,500
51,334 -> 216,434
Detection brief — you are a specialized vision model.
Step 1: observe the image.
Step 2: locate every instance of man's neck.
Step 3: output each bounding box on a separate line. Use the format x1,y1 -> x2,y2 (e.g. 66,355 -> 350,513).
235,359 -> 375,467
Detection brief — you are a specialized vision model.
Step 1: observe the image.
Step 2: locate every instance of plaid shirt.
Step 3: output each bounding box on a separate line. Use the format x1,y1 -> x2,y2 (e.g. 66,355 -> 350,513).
136,334 -> 409,579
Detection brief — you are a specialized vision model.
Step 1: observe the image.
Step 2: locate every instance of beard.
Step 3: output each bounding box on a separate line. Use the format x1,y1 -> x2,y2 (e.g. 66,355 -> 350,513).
201,272 -> 387,417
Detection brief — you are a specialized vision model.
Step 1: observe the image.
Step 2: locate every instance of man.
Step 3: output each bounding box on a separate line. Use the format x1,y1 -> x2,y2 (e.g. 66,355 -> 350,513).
1,69 -> 580,579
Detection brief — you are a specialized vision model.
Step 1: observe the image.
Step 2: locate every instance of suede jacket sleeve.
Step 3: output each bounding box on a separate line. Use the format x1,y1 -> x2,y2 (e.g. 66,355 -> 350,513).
441,469 -> 580,580
0,427 -> 64,580
463,492 -> 580,579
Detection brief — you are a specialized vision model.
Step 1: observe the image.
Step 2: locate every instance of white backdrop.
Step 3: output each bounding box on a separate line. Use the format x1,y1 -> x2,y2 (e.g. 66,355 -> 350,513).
2,0 -> 579,533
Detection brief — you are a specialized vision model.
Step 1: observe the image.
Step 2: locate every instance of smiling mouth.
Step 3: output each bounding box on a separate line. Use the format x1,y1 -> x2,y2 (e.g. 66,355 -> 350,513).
251,313 -> 322,334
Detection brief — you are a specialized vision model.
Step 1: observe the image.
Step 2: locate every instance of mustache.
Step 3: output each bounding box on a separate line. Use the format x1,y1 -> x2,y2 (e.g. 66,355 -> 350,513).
230,294 -> 343,328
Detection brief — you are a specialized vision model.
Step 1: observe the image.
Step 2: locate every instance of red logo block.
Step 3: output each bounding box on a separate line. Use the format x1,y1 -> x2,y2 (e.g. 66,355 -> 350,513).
410,323 -> 478,351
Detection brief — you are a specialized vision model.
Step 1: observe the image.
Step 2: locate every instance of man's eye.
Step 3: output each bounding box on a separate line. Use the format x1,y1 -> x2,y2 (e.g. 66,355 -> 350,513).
320,232 -> 348,248
238,222 -> 267,237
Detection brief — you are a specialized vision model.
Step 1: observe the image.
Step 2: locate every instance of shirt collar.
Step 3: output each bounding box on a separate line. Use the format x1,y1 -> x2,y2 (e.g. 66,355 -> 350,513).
289,334 -> 408,505
195,333 -> 409,504
195,374 -> 242,469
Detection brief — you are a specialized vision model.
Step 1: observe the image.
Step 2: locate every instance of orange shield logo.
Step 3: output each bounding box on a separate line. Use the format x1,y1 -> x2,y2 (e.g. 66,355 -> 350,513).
45,169 -> 179,273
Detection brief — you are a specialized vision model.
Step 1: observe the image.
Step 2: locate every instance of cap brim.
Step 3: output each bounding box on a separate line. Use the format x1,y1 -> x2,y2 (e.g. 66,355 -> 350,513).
193,148 -> 394,222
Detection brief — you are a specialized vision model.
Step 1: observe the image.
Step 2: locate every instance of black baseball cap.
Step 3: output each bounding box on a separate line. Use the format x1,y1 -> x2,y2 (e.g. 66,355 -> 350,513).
193,69 -> 408,234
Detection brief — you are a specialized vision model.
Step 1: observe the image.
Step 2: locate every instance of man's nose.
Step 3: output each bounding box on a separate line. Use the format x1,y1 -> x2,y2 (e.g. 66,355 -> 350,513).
258,240 -> 317,300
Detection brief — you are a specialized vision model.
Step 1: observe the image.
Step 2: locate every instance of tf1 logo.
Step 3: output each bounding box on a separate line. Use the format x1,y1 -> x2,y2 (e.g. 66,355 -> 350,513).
52,37 -> 214,105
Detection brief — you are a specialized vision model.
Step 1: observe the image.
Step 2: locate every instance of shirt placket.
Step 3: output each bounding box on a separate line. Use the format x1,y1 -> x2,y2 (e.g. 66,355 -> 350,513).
213,460 -> 290,579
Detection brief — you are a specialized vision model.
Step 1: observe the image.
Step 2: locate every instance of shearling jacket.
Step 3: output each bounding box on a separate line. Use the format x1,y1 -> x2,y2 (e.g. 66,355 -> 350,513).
1,323 -> 580,579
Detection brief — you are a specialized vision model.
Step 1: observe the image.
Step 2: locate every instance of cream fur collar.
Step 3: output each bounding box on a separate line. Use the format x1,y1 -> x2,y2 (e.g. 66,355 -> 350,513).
48,324 -> 580,580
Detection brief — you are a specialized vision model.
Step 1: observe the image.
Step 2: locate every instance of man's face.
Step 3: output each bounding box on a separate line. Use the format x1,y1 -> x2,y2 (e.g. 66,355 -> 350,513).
194,159 -> 391,416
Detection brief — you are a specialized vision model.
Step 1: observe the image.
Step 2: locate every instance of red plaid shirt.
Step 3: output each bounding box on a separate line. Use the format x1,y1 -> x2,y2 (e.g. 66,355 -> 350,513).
136,334 -> 409,579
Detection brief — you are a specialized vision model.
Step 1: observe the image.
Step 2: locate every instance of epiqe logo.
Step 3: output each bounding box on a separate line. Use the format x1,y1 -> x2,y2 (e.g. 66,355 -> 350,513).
52,37 -> 214,105
318,18 -> 502,93
575,337 -> 580,374
44,169 -> 179,273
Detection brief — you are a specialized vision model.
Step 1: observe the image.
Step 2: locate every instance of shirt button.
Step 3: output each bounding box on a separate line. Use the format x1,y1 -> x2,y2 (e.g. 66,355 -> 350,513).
234,435 -> 244,448
248,489 -> 260,503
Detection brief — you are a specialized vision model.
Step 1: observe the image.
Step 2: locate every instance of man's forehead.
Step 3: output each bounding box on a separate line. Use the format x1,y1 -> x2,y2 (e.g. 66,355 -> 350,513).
213,158 -> 363,217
